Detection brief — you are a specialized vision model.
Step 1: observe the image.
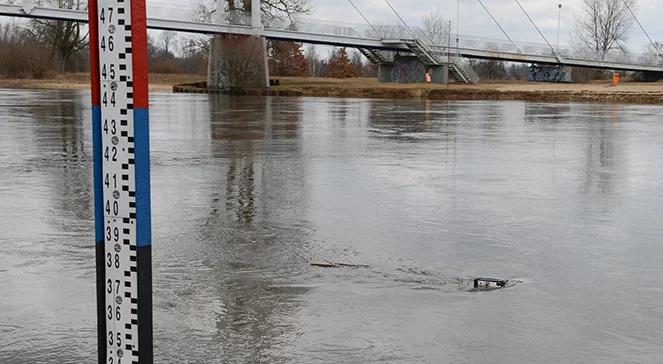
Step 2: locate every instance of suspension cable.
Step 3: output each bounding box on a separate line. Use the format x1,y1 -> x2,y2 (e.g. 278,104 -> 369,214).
514,0 -> 557,56
477,0 -> 521,53
347,0 -> 376,31
383,0 -> 417,39
622,0 -> 663,60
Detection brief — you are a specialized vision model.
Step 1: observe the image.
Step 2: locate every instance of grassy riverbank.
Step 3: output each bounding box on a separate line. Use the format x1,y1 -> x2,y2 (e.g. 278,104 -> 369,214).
3,74 -> 663,103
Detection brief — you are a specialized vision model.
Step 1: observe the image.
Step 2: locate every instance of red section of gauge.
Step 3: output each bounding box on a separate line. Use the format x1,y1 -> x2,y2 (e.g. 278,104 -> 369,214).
88,0 -> 100,106
131,0 -> 149,108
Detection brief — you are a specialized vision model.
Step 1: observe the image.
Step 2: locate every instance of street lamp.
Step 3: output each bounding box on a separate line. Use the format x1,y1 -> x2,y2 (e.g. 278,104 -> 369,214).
456,0 -> 461,56
556,4 -> 562,53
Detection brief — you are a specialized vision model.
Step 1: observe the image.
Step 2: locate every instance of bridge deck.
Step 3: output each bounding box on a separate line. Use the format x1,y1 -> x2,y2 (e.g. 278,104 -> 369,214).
1,3 -> 662,74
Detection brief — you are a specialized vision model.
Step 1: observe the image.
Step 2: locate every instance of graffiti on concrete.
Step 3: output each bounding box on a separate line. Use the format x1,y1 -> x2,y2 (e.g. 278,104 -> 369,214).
391,55 -> 426,83
528,64 -> 571,83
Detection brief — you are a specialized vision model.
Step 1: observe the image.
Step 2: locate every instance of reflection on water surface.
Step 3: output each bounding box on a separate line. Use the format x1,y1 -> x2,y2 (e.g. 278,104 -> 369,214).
2,89 -> 663,363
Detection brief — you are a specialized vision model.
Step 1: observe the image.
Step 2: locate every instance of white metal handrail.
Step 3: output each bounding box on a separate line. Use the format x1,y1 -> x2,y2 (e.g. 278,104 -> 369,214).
4,0 -> 663,68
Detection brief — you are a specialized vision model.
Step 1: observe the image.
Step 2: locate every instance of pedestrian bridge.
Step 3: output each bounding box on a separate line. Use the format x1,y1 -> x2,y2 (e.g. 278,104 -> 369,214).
2,0 -> 663,84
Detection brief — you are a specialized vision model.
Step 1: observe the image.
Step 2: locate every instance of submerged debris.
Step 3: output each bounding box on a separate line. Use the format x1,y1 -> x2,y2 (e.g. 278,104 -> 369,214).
310,260 -> 369,269
473,277 -> 509,291
310,261 -> 338,268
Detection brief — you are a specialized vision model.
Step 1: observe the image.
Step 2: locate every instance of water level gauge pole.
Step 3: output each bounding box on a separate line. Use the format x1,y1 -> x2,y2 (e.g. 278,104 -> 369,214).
88,0 -> 153,363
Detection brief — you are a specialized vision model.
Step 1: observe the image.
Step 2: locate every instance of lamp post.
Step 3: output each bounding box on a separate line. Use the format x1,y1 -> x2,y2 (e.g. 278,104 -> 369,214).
456,0 -> 460,56
216,0 -> 226,23
556,3 -> 562,53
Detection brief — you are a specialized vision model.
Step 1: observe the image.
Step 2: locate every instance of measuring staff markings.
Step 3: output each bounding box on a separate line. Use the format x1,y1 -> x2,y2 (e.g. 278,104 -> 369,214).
98,1 -> 140,363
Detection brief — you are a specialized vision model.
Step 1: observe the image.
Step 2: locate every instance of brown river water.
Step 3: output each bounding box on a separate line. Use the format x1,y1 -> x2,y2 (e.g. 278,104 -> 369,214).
1,89 -> 663,363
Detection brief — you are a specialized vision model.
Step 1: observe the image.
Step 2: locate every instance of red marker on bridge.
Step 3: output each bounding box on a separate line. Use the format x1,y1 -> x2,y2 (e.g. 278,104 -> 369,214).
88,0 -> 153,363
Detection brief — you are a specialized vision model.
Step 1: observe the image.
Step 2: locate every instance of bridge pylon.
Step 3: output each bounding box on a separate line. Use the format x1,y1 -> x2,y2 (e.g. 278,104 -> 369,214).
207,0 -> 270,90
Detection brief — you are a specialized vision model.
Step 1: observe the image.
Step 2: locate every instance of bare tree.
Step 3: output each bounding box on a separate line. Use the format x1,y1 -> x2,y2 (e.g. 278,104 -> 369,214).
193,0 -> 310,22
189,0 -> 310,57
25,0 -> 88,72
257,0 -> 310,19
305,45 -> 320,77
575,0 -> 635,60
421,9 -> 449,47
182,35 -> 212,55
641,41 -> 663,65
192,0 -> 217,23
160,31 -> 178,55
0,24 -> 53,78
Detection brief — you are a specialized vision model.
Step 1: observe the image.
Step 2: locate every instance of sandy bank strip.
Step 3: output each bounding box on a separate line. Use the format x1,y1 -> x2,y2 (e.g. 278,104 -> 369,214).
0,73 -> 205,92
277,86 -> 663,104
173,79 -> 663,104
266,78 -> 663,104
4,75 -> 663,104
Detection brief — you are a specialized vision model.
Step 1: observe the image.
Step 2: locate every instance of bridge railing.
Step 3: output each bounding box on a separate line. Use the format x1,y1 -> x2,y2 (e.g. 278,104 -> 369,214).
440,33 -> 663,68
264,17 -> 368,38
303,20 -> 663,68
5,0 -> 662,69
222,10 -> 252,27
147,3 -> 197,22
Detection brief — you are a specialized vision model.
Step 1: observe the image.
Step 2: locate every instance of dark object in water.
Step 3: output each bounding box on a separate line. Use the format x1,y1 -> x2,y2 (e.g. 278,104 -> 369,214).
310,261 -> 369,269
474,278 -> 508,290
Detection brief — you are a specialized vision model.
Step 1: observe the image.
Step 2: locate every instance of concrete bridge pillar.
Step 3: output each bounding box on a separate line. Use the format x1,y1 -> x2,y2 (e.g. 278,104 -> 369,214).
378,64 -> 394,83
430,65 -> 449,84
215,0 -> 226,22
527,64 -> 571,83
640,71 -> 663,82
207,0 -> 270,90
377,55 -> 448,84
207,34 -> 270,90
251,0 -> 262,33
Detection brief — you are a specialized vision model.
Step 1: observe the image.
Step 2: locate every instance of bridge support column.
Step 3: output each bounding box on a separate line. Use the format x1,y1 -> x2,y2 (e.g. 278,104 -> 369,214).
207,0 -> 269,91
251,0 -> 262,32
215,0 -> 226,22
378,55 -> 448,84
207,34 -> 270,90
430,65 -> 448,84
378,64 -> 394,82
639,71 -> 663,82
528,64 -> 572,83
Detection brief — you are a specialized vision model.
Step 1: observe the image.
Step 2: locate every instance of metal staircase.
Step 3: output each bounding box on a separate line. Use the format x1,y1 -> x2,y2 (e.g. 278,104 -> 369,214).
450,56 -> 480,84
382,38 -> 478,84
401,39 -> 439,66
366,35 -> 479,84
358,47 -> 388,64
449,63 -> 472,84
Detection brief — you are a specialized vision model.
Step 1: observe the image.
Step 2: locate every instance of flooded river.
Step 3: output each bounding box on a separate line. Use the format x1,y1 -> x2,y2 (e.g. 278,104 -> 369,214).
1,89 -> 663,363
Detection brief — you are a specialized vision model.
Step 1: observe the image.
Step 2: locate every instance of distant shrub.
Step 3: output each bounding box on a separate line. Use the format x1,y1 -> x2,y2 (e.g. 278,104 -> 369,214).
150,58 -> 179,74
0,25 -> 54,79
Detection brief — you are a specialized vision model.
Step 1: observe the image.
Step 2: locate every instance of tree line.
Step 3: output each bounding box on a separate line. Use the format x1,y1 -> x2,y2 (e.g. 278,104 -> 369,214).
269,42 -> 376,78
0,20 -> 376,80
